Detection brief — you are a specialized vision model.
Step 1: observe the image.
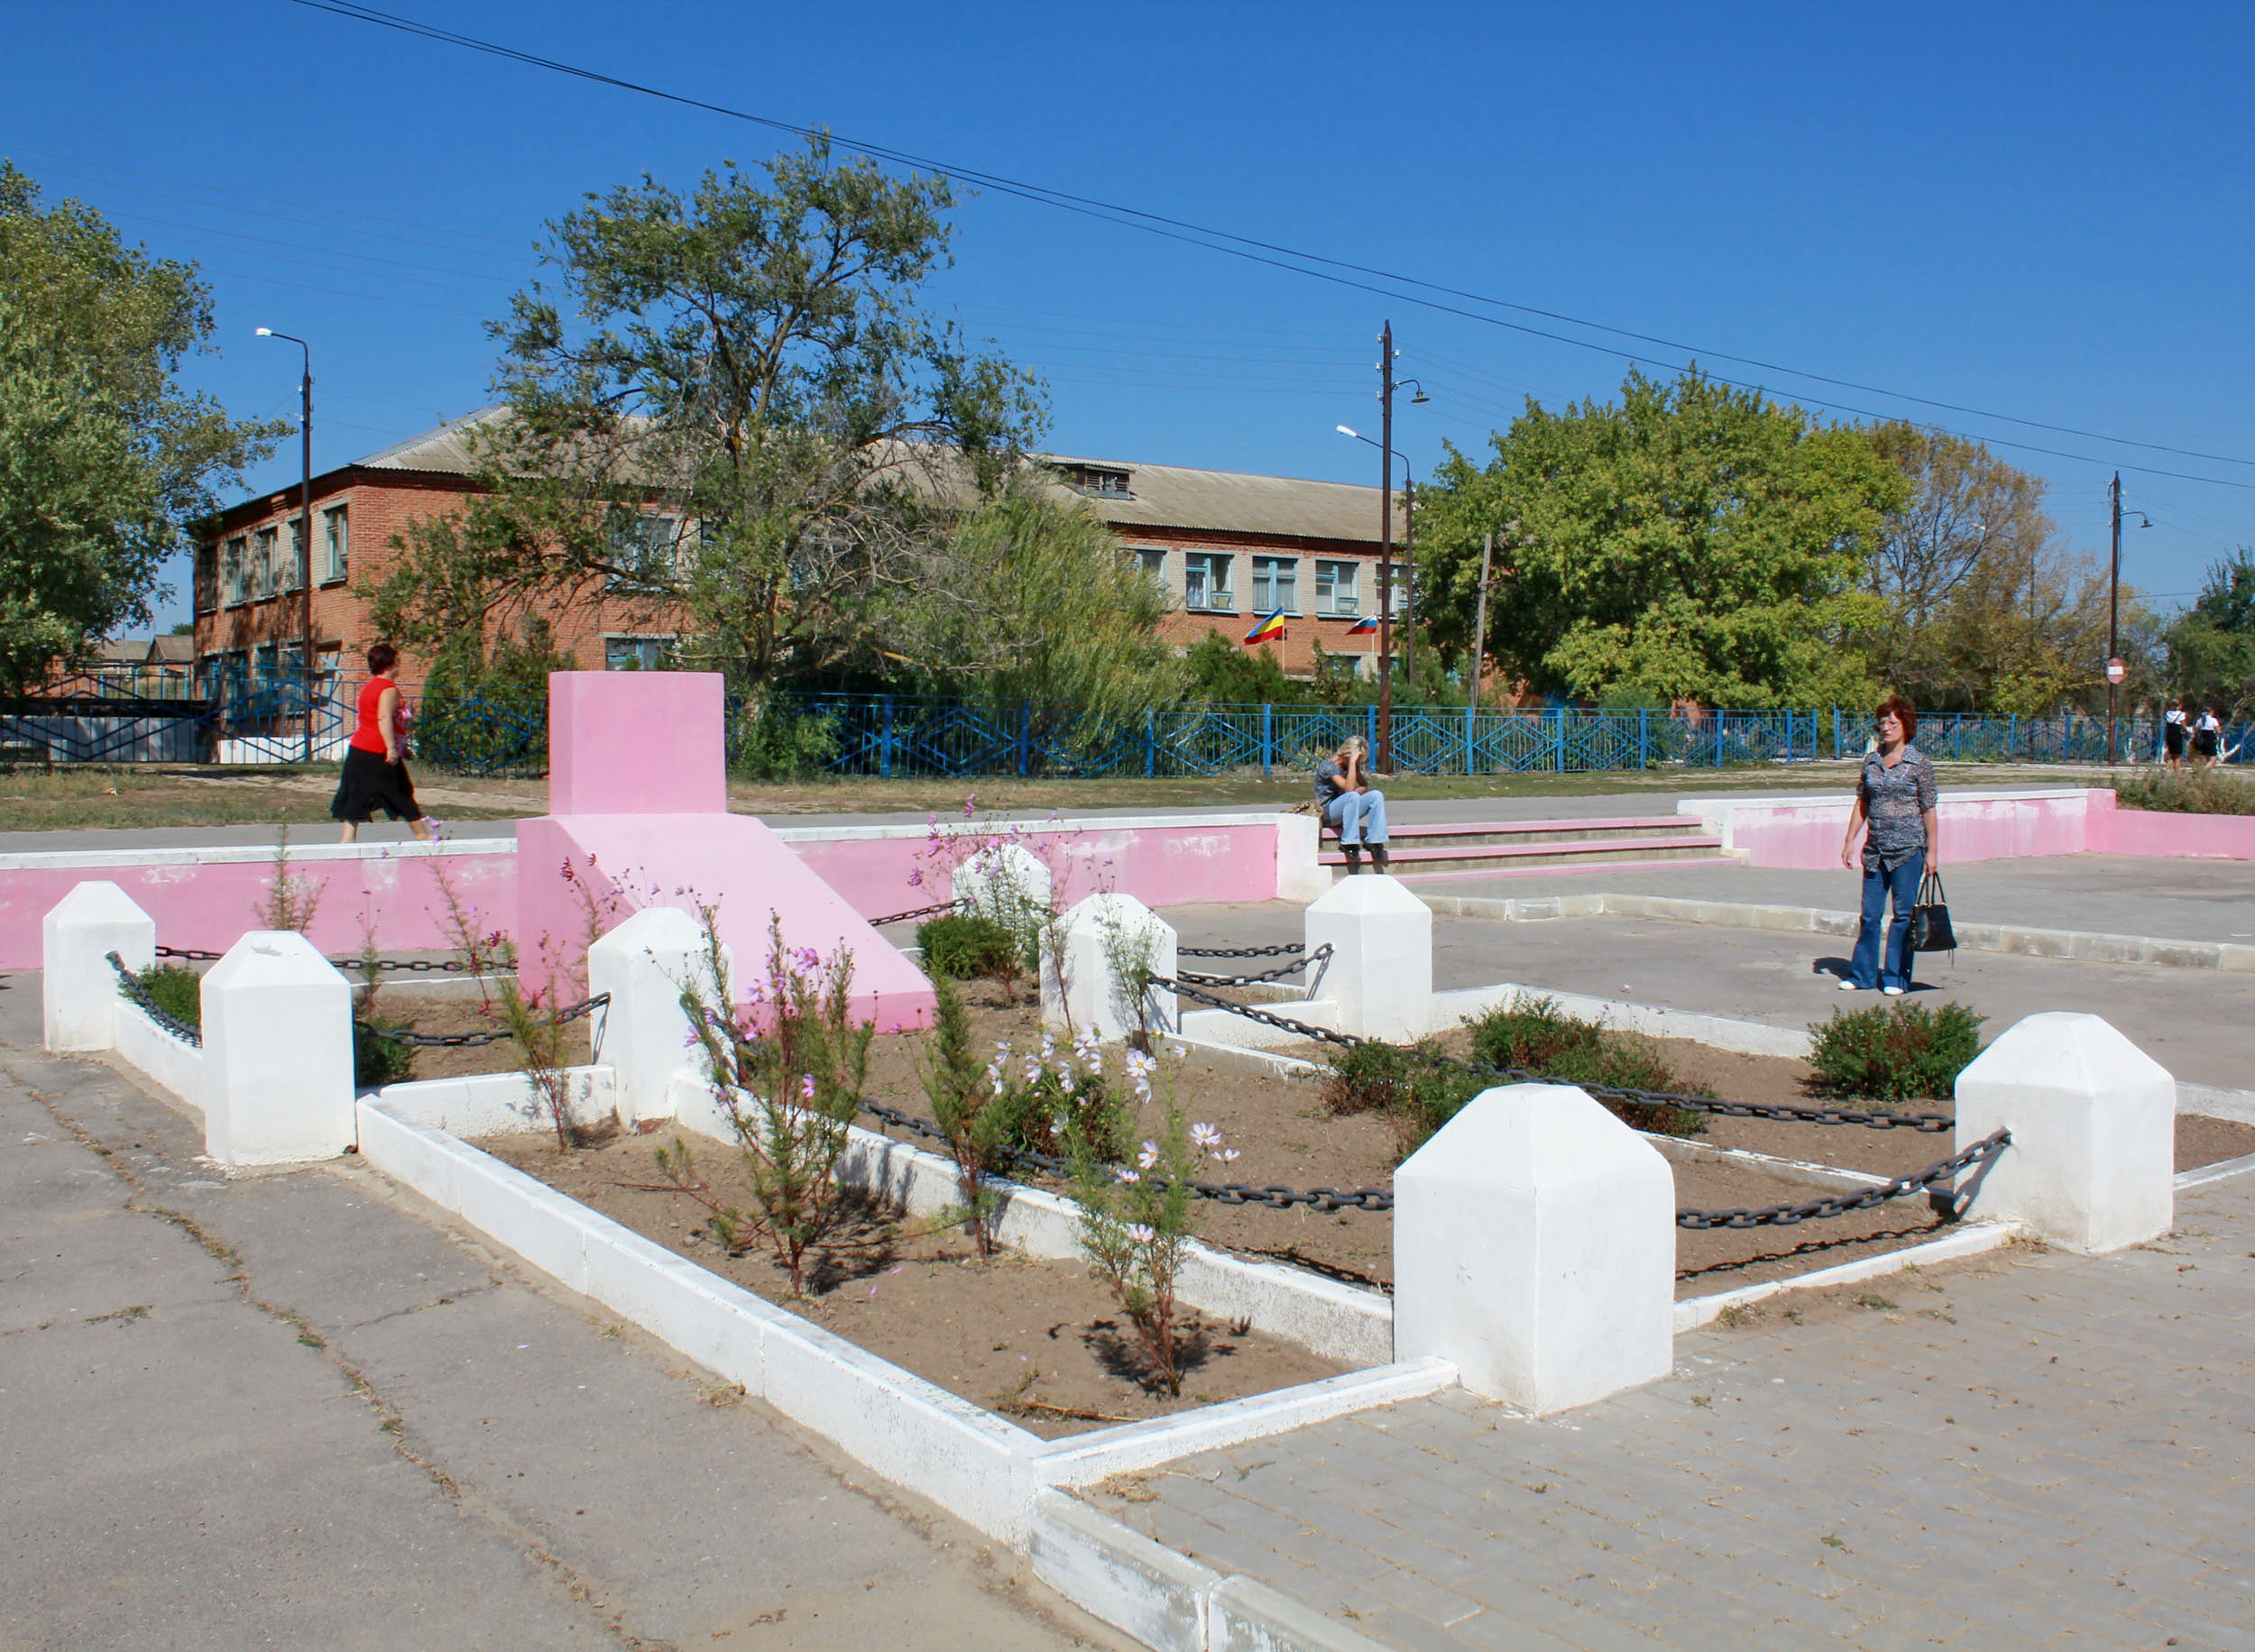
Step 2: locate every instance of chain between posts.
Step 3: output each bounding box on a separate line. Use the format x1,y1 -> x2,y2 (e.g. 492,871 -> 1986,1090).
1176,944 -> 1332,990
1676,1129 -> 2011,1229
1176,941 -> 1305,959
359,993 -> 611,1049
160,942 -> 473,976
107,950 -> 202,1048
863,899 -> 963,928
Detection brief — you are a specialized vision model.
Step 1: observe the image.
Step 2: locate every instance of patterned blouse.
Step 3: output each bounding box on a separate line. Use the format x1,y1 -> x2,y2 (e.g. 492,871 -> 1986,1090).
1859,744 -> 1937,871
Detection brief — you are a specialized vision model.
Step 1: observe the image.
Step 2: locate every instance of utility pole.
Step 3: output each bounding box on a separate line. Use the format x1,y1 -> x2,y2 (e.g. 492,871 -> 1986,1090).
1469,529 -> 1493,706
1377,320 -> 1395,771
1400,478 -> 1416,684
2108,472 -> 2122,766
257,328 -> 315,763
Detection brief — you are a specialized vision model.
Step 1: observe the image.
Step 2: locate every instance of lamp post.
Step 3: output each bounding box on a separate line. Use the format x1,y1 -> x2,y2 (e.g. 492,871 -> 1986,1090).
1341,331 -> 1423,768
255,328 -> 314,762
2103,473 -> 2152,766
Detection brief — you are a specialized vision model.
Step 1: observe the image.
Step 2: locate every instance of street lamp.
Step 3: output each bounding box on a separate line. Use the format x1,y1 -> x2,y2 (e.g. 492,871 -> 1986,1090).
1337,422 -> 1421,688
2104,473 -> 2152,766
255,328 -> 315,762
1347,321 -> 1426,771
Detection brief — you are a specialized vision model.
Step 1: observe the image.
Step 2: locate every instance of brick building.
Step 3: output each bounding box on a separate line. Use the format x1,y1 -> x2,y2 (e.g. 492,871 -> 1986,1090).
193,410 -> 1404,702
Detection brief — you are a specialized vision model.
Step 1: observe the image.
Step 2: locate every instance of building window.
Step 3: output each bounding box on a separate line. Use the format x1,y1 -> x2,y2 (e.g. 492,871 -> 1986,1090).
222,536 -> 247,606
604,635 -> 676,672
607,513 -> 686,590
321,506 -> 348,583
1059,463 -> 1132,498
281,518 -> 304,593
1250,555 -> 1298,615
194,544 -> 217,614
1387,565 -> 1412,618
252,527 -> 278,600
1183,552 -> 1233,612
1316,559 -> 1359,616
1319,651 -> 1364,682
1131,547 -> 1167,591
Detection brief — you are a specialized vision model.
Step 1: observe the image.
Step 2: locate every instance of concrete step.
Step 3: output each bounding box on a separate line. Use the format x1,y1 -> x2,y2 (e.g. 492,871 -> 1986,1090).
1376,815 -> 1703,847
1320,833 -> 1731,873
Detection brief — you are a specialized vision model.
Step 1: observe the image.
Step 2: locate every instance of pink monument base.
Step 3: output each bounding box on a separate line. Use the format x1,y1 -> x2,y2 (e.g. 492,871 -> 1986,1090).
517,670 -> 934,1033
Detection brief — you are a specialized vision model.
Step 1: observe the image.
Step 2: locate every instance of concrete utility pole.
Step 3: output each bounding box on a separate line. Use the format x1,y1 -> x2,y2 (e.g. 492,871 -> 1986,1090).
2108,472 -> 2122,766
257,328 -> 315,763
1469,529 -> 1493,705
1378,321 -> 1395,770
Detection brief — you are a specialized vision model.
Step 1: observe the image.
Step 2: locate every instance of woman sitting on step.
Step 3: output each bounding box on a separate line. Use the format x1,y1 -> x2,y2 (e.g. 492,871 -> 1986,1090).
1314,735 -> 1390,874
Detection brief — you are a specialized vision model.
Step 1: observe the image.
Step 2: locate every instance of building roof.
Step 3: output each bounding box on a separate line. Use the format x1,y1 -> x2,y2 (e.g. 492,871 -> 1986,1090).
339,411 -> 1386,545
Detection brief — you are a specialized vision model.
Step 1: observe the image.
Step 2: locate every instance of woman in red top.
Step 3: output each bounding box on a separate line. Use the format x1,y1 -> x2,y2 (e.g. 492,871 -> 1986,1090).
330,643 -> 434,843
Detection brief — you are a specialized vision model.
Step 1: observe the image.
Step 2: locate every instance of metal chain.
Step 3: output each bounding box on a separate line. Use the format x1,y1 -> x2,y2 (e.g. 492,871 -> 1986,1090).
1154,975 -> 1954,1133
360,993 -> 611,1048
1177,944 -> 1331,990
865,899 -> 962,928
107,951 -> 202,1048
161,942 -> 471,975
154,944 -> 222,961
1676,1129 -> 2010,1229
1176,942 -> 1306,959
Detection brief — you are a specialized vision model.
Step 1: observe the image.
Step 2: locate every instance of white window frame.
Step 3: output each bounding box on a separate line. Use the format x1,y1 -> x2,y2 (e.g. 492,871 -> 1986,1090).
607,513 -> 688,591
1315,559 -> 1359,617
252,527 -> 278,600
1133,546 -> 1168,591
1250,555 -> 1299,616
222,536 -> 247,606
281,517 -> 305,593
1183,552 -> 1235,613
321,505 -> 349,583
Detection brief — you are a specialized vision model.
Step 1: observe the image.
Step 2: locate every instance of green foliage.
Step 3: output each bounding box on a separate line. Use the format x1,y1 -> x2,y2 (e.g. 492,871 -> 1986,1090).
353,1015 -> 418,1088
0,163 -> 285,692
131,964 -> 202,1029
2163,548 -> 2255,720
918,973 -> 1019,1255
727,694 -> 842,781
1321,1039 -> 1488,1155
916,912 -> 1025,983
254,823 -> 323,933
2114,766 -> 2255,815
414,618 -> 576,775
1416,367 -> 1904,708
1183,632 -> 1302,704
1807,1000 -> 1987,1103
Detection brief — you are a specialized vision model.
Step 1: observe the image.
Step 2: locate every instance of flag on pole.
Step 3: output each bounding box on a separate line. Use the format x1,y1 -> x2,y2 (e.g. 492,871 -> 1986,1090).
1347,611 -> 1379,633
1245,610 -> 1286,645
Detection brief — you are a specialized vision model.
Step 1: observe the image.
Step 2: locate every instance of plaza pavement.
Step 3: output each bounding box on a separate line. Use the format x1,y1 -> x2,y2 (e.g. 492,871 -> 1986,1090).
1082,1172 -> 2255,1651
0,986 -> 1126,1652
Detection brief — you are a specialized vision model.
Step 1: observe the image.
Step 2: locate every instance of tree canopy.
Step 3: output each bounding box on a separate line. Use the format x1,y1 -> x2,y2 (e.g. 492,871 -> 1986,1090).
2164,549 -> 2255,718
0,162 -> 282,692
1416,369 -> 1904,709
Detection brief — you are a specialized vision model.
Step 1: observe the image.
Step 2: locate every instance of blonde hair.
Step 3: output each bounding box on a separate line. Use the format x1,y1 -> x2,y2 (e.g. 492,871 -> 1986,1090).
1339,734 -> 1368,760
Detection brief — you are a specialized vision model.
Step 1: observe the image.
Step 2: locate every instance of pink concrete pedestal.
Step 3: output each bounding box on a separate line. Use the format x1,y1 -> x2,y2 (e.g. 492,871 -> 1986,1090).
520,672 -> 934,1030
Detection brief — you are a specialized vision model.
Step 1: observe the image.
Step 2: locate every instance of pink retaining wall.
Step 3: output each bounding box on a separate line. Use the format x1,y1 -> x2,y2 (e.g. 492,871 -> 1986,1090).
0,840 -> 519,969
1680,789 -> 2103,870
2091,797 -> 2255,859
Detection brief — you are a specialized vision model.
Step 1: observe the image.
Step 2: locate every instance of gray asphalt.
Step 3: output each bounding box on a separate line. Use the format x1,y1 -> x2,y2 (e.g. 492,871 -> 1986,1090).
1163,898 -> 2255,1092
0,982 -> 1124,1652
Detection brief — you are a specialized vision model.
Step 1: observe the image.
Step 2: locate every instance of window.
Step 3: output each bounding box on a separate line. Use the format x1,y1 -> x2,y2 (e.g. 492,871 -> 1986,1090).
1136,547 -> 1167,583
222,536 -> 247,606
607,513 -> 686,590
1250,555 -> 1298,615
195,544 -> 218,614
281,518 -> 304,593
1315,559 -> 1359,616
1059,463 -> 1133,498
321,506 -> 349,583
604,635 -> 675,671
252,527 -> 278,599
1183,552 -> 1233,612
1387,565 -> 1412,618
1319,652 -> 1364,682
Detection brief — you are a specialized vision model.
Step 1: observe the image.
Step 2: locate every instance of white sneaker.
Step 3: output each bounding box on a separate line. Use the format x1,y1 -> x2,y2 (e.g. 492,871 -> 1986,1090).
1837,977 -> 1862,990
1882,985 -> 1905,996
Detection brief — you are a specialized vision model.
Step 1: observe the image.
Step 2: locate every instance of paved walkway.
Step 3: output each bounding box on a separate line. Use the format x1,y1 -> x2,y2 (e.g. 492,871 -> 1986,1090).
1163,901 -> 2255,1092
0,991 -> 1122,1651
1088,1174 -> 2255,1650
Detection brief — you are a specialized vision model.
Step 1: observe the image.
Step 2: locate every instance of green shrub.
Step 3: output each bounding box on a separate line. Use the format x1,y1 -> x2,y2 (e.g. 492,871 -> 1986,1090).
1465,996 -> 1709,1134
1807,1000 -> 1986,1103
129,964 -> 202,1029
354,1015 -> 418,1089
2113,766 -> 2255,816
915,912 -> 1026,983
728,700 -> 842,781
1323,1038 -> 1488,1147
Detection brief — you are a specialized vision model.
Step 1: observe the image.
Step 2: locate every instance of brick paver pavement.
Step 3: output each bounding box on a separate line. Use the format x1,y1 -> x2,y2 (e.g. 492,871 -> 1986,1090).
1084,1177 -> 2255,1651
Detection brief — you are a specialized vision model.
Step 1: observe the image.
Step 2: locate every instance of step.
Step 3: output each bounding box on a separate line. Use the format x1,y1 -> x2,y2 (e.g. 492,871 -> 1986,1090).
1388,855 -> 1745,885
1318,833 -> 1729,872
1327,816 -> 1710,850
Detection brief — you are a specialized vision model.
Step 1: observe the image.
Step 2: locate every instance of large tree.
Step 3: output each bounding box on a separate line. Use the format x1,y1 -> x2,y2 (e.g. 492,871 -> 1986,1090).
1416,369 -> 1904,708
366,140 -> 1052,689
2164,548 -> 2255,719
0,162 -> 283,693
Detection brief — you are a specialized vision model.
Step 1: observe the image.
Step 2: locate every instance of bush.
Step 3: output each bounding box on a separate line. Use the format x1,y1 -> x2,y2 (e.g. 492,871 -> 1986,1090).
728,699 -> 841,781
1465,996 -> 1709,1134
1807,1000 -> 1986,1103
915,912 -> 1026,983
1323,1038 -> 1489,1149
132,964 -> 202,1029
2113,766 -> 2255,816
354,1015 -> 418,1088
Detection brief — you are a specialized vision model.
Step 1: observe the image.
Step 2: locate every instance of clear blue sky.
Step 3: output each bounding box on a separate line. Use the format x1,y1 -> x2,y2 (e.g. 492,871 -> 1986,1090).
10,1 -> 2255,632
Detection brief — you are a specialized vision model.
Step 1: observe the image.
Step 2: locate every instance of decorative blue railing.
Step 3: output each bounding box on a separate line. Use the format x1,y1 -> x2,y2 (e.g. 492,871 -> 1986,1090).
5,678 -> 2245,779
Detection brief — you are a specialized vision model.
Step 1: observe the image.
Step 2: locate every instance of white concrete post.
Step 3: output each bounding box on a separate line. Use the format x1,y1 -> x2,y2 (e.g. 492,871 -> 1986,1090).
42,881 -> 157,1052
1275,811 -> 1332,902
953,841 -> 1054,932
1041,892 -> 1177,1044
586,905 -> 732,1128
1394,1083 -> 1675,1414
1952,1011 -> 2174,1253
1303,873 -> 1431,1042
201,931 -> 355,1167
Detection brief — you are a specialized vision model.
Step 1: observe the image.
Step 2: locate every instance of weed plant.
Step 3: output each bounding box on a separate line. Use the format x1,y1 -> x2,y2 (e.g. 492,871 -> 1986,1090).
2113,766 -> 2255,815
255,822 -> 325,932
916,912 -> 1024,987
132,964 -> 202,1029
1807,1000 -> 1987,1103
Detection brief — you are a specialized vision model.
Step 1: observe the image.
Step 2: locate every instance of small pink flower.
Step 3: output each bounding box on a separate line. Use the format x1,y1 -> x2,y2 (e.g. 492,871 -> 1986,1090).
799,1074 -> 816,1100
1126,1224 -> 1155,1245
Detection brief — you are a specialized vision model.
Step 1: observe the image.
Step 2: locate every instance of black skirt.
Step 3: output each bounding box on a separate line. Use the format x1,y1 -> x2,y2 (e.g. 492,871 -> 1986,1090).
331,745 -> 424,823
2166,722 -> 2188,757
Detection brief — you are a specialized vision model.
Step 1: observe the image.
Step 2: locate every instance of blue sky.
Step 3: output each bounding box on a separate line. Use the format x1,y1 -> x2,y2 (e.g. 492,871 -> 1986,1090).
10,1 -> 2255,631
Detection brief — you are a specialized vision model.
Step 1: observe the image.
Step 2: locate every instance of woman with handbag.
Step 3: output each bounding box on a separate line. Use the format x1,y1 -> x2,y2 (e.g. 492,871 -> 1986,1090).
1838,695 -> 1938,997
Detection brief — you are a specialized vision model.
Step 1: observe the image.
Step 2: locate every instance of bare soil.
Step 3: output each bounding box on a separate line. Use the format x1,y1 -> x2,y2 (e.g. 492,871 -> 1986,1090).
474,1125 -> 1346,1440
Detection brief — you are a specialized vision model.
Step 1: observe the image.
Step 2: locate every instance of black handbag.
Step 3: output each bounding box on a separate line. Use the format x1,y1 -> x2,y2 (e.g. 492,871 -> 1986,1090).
1910,868 -> 1956,952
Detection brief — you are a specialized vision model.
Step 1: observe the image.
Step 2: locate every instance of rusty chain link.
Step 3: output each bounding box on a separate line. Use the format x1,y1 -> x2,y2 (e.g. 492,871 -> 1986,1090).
1176,941 -> 1306,959
108,951 -> 202,1048
1676,1129 -> 2011,1229
161,941 -> 475,976
359,993 -> 611,1049
1177,944 -> 1332,990
864,899 -> 963,928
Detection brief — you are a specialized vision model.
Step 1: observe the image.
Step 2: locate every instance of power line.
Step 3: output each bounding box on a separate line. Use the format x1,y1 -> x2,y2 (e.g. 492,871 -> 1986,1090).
285,0 -> 2255,488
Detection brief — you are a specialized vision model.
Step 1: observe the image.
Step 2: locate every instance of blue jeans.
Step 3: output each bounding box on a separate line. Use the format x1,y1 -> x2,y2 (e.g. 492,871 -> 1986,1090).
1323,789 -> 1388,846
1848,852 -> 1923,991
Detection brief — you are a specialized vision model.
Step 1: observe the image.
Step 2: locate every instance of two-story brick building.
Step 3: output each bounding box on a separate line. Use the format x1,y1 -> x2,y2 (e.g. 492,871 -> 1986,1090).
194,410 -> 1407,702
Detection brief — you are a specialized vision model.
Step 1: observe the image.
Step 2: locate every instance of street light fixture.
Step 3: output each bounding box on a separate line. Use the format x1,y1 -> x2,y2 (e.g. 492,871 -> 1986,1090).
255,328 -> 315,762
1348,324 -> 1425,770
2104,473 -> 2152,766
1337,421 -> 1421,689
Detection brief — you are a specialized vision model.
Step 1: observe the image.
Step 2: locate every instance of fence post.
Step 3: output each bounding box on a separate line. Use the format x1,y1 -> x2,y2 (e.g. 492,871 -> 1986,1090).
1714,710 -> 1726,767
1367,703 -> 1377,758
1261,702 -> 1274,779
1463,703 -> 1474,776
202,931 -> 354,1167
1017,699 -> 1032,776
1552,705 -> 1565,773
1145,709 -> 1155,777
879,694 -> 895,780
42,881 -> 156,1052
1638,708 -> 1650,770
